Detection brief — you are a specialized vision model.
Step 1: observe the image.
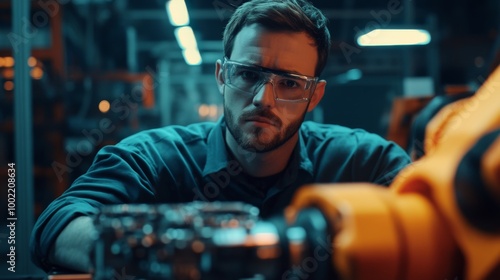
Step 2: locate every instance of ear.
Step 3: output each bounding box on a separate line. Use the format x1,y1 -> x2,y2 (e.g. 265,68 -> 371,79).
215,59 -> 224,95
306,80 -> 326,112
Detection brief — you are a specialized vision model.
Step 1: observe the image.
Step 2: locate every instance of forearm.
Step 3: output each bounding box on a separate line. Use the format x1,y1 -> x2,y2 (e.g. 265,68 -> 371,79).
48,216 -> 96,272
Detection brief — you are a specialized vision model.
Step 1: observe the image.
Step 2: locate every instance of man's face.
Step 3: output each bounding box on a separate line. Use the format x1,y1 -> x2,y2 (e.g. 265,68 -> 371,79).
216,24 -> 325,153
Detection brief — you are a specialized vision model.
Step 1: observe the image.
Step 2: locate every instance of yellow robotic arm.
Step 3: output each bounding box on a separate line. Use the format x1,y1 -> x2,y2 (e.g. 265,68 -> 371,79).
286,66 -> 500,280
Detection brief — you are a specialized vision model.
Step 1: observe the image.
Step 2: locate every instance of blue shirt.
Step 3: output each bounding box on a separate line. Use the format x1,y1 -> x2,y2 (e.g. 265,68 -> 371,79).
30,118 -> 411,271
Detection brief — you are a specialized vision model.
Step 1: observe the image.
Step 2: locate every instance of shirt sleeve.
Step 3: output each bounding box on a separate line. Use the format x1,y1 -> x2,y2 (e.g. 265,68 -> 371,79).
30,144 -> 159,271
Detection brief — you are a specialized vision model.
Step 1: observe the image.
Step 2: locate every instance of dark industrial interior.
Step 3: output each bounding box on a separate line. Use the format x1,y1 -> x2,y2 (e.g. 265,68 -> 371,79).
0,0 -> 499,278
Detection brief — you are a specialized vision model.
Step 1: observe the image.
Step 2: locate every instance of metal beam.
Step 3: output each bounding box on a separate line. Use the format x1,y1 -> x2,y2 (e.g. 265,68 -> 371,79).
126,26 -> 138,72
158,59 -> 173,126
12,0 -> 37,276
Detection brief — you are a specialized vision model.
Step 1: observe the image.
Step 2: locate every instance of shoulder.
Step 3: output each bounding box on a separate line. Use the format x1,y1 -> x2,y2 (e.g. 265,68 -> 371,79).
118,121 -> 218,149
91,122 -> 220,172
300,121 -> 385,146
300,121 -> 409,160
300,122 -> 410,185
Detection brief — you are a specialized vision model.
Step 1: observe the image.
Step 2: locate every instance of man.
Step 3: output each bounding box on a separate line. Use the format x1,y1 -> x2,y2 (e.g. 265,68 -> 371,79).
31,0 -> 411,273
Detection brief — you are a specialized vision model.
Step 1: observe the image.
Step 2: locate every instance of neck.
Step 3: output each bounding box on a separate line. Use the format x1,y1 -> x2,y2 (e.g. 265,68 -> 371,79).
225,130 -> 298,177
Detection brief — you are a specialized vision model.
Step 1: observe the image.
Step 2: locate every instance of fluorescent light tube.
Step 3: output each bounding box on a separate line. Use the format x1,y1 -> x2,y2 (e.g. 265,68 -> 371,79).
166,0 -> 189,26
174,26 -> 198,49
357,29 -> 431,46
183,48 -> 202,65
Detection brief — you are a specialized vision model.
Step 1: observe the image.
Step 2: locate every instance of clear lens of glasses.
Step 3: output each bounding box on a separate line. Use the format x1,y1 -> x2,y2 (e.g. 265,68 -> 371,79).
223,61 -> 318,102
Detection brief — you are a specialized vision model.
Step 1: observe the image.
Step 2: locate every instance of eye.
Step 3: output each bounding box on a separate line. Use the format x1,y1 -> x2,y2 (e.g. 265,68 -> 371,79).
279,79 -> 300,88
238,70 -> 260,82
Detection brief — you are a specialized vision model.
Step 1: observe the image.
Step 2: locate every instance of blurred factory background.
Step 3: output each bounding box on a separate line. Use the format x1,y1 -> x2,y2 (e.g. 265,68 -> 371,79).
0,0 -> 499,275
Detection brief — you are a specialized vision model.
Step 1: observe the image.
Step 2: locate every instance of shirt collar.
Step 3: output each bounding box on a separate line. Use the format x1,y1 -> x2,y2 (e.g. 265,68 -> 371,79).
203,117 -> 230,176
203,117 -> 314,179
297,131 -> 314,175
279,131 -> 314,186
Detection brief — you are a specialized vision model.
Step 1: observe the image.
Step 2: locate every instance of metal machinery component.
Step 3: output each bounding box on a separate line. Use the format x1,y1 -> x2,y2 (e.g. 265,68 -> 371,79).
92,202 -> 336,280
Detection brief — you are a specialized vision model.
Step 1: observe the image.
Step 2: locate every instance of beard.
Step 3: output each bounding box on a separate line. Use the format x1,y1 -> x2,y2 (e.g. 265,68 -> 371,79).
224,99 -> 307,153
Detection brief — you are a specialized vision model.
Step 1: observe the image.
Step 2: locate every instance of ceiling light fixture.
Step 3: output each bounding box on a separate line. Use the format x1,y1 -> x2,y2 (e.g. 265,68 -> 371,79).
174,26 -> 198,49
166,0 -> 189,26
166,0 -> 202,65
183,49 -> 202,65
357,29 -> 431,46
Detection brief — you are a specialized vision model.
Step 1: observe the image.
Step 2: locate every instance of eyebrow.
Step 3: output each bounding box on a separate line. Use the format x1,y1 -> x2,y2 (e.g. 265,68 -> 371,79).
243,60 -> 308,77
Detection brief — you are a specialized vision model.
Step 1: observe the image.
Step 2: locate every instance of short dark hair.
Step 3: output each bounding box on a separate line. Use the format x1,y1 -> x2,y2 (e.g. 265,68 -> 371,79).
223,0 -> 331,76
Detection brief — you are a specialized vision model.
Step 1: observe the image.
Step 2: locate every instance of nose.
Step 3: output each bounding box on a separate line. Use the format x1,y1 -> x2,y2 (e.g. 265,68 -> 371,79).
252,81 -> 275,108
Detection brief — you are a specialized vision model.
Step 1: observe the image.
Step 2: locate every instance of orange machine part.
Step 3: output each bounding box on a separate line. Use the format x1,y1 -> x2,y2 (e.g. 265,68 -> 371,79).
287,66 -> 500,280
286,184 -> 456,280
392,66 -> 500,280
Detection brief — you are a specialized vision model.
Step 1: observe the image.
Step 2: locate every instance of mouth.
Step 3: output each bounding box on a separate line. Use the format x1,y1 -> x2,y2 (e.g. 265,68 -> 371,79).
245,116 -> 277,126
